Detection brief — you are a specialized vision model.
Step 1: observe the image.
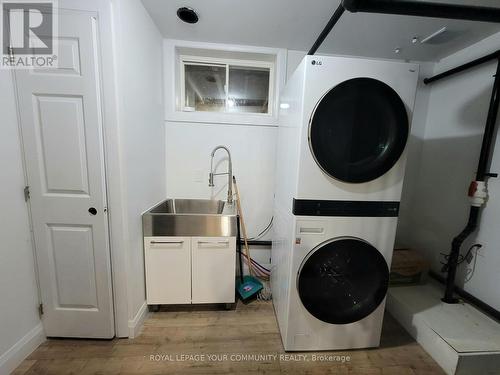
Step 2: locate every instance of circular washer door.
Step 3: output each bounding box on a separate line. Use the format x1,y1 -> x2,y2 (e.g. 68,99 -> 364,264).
297,237 -> 389,325
309,77 -> 409,183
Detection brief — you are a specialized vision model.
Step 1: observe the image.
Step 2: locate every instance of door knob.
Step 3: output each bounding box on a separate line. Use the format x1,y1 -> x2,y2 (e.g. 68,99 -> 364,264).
88,207 -> 97,215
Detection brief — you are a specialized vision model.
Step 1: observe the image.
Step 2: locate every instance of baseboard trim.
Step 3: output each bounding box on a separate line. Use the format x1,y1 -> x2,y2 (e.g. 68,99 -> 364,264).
128,301 -> 148,339
0,323 -> 45,375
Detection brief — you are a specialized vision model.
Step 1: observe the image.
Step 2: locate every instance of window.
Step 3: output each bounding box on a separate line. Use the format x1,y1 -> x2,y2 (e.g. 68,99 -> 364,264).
167,41 -> 284,126
184,63 -> 227,112
181,56 -> 273,115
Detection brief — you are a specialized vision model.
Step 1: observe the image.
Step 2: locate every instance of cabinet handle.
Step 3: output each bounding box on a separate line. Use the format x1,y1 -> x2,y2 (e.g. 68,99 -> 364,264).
197,240 -> 229,245
150,240 -> 184,245
299,227 -> 324,234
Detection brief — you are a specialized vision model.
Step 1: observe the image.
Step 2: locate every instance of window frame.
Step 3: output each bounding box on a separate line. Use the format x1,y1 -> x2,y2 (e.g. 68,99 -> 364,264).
179,54 -> 275,117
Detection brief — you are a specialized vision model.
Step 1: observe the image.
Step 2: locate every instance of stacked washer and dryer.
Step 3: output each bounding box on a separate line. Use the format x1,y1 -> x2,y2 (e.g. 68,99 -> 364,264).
271,55 -> 419,351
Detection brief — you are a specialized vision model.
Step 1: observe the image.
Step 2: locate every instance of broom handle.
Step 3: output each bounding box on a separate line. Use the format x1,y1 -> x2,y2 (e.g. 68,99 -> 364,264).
232,176 -> 254,276
237,216 -> 244,283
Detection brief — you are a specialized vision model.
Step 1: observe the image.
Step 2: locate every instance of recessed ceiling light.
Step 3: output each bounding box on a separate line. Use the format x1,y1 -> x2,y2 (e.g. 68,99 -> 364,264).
177,7 -> 199,24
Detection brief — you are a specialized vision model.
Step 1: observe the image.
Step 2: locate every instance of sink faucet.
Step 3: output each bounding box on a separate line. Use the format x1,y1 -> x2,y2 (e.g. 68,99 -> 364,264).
208,145 -> 233,204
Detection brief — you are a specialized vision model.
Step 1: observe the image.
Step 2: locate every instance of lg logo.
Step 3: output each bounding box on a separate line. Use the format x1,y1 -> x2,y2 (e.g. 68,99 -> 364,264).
311,60 -> 323,66
2,1 -> 55,55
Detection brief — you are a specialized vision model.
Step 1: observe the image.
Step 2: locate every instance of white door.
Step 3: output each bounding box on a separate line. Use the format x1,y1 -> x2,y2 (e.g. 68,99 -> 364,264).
14,12 -> 114,338
191,237 -> 236,304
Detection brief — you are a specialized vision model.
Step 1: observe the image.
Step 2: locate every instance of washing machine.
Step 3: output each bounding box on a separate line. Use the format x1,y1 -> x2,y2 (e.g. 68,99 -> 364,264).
271,55 -> 419,351
271,208 -> 398,351
274,55 -> 419,212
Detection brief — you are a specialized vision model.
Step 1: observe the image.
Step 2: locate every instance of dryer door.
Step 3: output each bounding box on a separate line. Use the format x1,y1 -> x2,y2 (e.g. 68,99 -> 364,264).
309,78 -> 408,183
297,237 -> 389,324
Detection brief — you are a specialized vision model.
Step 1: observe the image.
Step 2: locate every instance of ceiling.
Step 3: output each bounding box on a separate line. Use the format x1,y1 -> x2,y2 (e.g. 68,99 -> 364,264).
141,0 -> 500,62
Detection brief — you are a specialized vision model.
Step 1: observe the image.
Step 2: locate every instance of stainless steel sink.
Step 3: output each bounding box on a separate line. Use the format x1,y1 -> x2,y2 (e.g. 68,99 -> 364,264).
150,199 -> 226,215
143,199 -> 237,237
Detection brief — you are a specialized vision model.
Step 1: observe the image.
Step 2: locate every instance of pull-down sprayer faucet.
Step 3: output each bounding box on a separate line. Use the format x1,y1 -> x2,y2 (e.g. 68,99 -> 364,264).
208,145 -> 233,204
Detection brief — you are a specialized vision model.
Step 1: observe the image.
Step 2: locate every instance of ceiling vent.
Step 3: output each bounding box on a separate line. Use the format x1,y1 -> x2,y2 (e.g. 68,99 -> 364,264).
177,7 -> 199,24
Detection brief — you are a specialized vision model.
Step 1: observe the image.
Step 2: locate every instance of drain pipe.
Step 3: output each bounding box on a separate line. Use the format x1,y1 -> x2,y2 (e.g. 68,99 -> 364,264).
441,59 -> 500,303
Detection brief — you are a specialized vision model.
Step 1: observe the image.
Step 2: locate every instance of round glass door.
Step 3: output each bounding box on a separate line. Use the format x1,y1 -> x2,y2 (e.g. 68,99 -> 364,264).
309,78 -> 409,183
297,238 -> 389,324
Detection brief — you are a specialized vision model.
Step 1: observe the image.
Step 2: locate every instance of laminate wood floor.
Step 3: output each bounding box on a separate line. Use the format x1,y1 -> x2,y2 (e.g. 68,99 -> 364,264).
13,301 -> 445,374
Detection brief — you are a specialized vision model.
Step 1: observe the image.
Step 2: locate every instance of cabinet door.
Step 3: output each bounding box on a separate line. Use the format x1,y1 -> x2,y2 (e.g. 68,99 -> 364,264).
144,237 -> 191,304
191,237 -> 236,304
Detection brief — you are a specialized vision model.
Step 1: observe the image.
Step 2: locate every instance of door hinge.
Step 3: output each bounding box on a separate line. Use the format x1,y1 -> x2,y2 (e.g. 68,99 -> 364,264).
24,186 -> 30,201
38,303 -> 44,317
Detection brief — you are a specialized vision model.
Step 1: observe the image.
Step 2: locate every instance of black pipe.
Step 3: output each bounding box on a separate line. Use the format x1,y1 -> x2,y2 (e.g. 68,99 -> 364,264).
342,0 -> 500,23
477,61 -> 500,180
237,216 -> 244,283
429,271 -> 500,322
240,240 -> 272,247
424,50 -> 500,85
308,4 -> 345,55
442,59 -> 500,303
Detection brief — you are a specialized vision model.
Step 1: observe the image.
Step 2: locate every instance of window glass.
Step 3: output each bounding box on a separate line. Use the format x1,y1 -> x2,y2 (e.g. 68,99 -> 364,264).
228,66 -> 270,113
184,64 -> 226,112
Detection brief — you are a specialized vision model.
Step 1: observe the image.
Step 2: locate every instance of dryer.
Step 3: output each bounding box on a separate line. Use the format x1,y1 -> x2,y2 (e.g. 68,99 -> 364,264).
274,55 -> 419,212
272,208 -> 398,351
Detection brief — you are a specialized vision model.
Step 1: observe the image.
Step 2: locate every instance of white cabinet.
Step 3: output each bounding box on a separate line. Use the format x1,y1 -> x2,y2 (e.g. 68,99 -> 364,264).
144,236 -> 236,305
192,237 -> 236,304
144,237 -> 191,304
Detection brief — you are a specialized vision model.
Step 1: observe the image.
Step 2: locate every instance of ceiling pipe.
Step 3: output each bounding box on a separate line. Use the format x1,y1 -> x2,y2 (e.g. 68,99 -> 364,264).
308,1 -> 500,56
424,50 -> 500,84
342,0 -> 500,23
308,4 -> 345,55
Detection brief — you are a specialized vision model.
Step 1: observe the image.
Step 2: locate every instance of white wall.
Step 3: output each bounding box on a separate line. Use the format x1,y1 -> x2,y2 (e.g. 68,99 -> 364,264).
396,62 -> 434,246
398,31 -> 500,311
0,72 -> 44,374
165,122 -> 277,241
112,0 -> 166,331
286,50 -> 307,80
